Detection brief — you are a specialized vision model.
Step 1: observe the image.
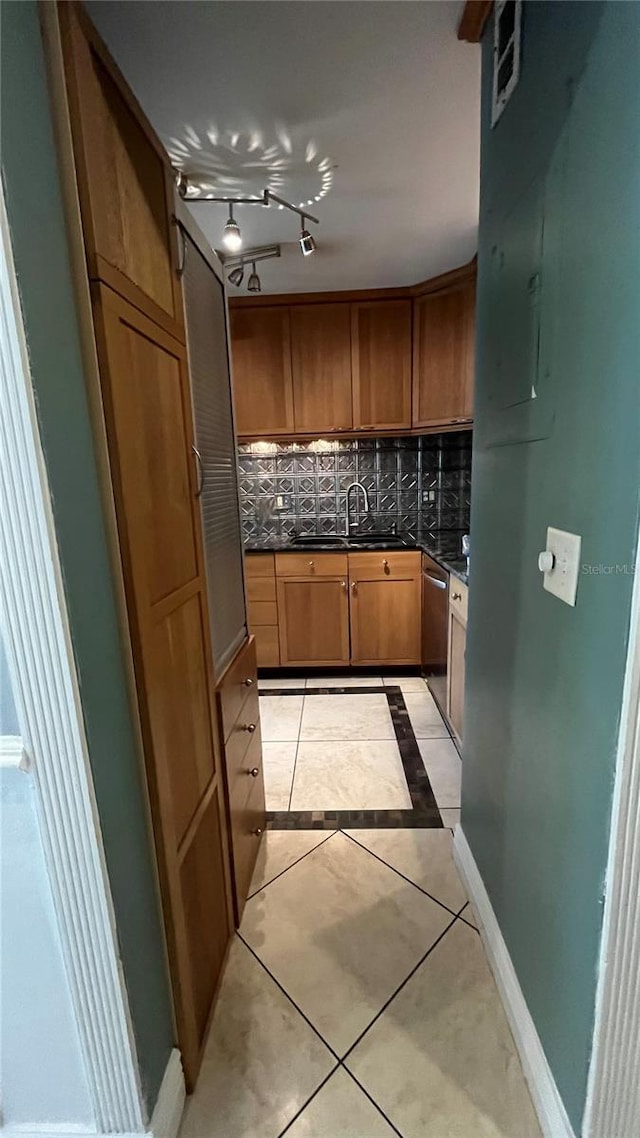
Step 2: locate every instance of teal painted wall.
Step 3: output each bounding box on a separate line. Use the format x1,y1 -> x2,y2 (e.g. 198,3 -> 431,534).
0,1 -> 175,1112
464,2 -> 640,1131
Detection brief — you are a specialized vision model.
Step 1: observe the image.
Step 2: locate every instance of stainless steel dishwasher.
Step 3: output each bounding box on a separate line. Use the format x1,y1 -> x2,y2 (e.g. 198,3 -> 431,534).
421,553 -> 449,712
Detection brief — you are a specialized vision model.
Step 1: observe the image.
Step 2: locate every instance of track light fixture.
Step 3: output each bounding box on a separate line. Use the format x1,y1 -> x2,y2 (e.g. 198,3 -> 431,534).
227,265 -> 244,287
299,216 -> 317,256
247,262 -> 261,293
176,174 -> 320,258
222,204 -> 242,253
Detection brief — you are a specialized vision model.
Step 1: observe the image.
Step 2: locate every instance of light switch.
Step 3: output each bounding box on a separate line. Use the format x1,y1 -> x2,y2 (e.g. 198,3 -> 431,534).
539,527 -> 582,606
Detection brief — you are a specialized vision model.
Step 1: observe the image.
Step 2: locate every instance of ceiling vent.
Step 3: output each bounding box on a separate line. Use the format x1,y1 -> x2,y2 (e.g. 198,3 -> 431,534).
491,0 -> 522,127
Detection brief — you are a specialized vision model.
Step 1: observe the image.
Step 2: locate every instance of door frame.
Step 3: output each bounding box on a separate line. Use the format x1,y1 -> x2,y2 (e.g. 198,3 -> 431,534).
0,186 -> 182,1136
583,516 -> 640,1136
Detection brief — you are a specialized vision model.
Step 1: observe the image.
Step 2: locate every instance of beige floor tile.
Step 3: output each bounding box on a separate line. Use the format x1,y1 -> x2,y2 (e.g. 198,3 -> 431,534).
259,694 -> 303,741
305,675 -> 384,688
383,676 -> 428,692
249,830 -> 334,896
344,828 -> 467,912
290,740 -> 411,810
262,741 -> 297,810
346,921 -> 542,1138
259,677 -> 305,689
286,1067 -> 396,1137
241,832 -> 451,1054
180,937 -> 334,1138
403,691 -> 450,738
440,807 -> 461,830
461,901 -> 479,930
417,738 -> 462,807
300,693 -> 395,741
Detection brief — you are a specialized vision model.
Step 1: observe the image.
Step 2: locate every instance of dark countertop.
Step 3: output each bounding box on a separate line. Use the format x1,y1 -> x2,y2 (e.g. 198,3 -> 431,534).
244,532 -> 469,585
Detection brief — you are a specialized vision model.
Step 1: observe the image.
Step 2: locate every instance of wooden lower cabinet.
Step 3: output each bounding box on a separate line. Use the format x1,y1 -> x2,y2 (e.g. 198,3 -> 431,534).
277,576 -> 350,666
216,638 -> 266,924
349,552 -> 421,665
447,581 -> 468,744
245,553 -> 280,666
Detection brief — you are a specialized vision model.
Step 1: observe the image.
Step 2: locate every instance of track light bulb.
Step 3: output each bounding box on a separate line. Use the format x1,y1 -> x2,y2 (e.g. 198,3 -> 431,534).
247,262 -> 261,293
222,205 -> 242,252
299,222 -> 316,256
228,265 -> 244,287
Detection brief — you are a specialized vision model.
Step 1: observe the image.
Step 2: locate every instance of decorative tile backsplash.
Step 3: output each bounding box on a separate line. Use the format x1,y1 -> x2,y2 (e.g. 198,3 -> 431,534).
238,432 -> 472,543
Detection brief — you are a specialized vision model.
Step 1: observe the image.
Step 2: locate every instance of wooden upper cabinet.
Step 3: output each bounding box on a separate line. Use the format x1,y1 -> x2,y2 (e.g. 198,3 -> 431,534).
351,300 -> 412,430
412,281 -> 476,428
230,307 -> 294,436
59,3 -> 182,333
290,304 -> 352,432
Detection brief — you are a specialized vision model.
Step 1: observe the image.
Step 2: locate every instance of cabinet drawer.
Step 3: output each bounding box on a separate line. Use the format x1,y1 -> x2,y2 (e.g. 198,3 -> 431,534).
348,550 -> 421,580
229,768 -> 266,922
254,626 -> 280,667
245,553 -> 276,578
275,552 -> 348,577
248,600 -> 278,626
218,637 -> 258,743
224,686 -> 260,785
246,576 -> 276,603
449,579 -> 469,626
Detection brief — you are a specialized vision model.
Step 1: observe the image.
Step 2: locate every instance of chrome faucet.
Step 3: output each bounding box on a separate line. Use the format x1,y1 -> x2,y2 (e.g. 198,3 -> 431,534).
345,481 -> 370,535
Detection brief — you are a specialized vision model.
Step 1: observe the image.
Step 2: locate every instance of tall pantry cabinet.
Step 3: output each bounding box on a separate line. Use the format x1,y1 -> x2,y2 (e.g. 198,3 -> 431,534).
56,1 -> 263,1089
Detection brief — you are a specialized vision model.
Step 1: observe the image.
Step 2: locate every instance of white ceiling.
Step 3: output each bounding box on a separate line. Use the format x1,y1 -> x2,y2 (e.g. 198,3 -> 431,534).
87,1 -> 480,294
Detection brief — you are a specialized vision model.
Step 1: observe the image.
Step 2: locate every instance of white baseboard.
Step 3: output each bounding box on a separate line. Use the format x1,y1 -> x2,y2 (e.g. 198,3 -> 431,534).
453,825 -> 576,1138
3,1051 -> 185,1138
148,1050 -> 185,1138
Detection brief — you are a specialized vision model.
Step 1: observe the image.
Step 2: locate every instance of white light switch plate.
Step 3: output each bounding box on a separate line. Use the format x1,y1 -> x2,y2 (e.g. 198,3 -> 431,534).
542,527 -> 582,606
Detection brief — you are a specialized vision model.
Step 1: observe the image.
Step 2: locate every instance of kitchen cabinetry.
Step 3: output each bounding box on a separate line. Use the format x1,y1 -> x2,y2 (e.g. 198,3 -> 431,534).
290,303 -> 352,432
349,552 -> 421,664
351,300 -> 412,430
230,306 -> 294,436
276,553 -> 350,666
245,553 -> 280,666
413,281 -> 475,428
447,579 -> 468,744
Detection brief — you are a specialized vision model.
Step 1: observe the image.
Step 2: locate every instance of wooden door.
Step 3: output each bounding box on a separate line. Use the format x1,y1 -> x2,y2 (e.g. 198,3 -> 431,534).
59,2 -> 183,335
412,281 -> 476,428
351,300 -> 412,429
447,611 -> 466,743
92,284 -> 233,1087
277,578 -> 350,666
349,552 -> 421,665
230,307 -> 294,436
290,304 -> 352,432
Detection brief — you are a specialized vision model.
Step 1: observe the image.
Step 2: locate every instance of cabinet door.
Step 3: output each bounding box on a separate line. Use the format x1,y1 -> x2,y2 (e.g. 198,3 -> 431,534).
277,578 -> 350,666
230,307 -> 294,436
291,304 -> 352,432
352,300 -> 412,429
350,577 -> 421,665
93,285 -> 233,1088
447,610 -> 466,743
59,3 -> 182,334
412,281 -> 475,427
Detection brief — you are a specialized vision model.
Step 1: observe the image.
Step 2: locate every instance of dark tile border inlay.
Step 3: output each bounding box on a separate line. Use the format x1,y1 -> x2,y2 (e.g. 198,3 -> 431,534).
260,686 -> 443,831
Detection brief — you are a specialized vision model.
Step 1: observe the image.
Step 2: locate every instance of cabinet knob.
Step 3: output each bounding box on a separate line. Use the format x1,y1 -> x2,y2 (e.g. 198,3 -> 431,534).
243,677 -> 254,687
383,559 -> 389,572
351,581 -> 357,594
244,722 -> 256,733
452,591 -> 462,601
249,767 -> 260,778
341,580 -> 347,591
309,560 -> 315,570
252,827 -> 263,837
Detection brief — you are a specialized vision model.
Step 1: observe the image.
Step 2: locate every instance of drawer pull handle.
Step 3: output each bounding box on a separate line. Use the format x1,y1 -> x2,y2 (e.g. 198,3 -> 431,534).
243,677 -> 254,687
309,560 -> 315,569
249,767 -> 260,778
245,723 -> 256,734
252,828 -> 263,837
452,591 -> 462,601
383,559 -> 389,572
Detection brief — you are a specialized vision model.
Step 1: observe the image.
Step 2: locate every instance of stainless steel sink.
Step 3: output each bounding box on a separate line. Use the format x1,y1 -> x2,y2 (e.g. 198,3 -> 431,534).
289,534 -> 349,547
289,532 -> 403,548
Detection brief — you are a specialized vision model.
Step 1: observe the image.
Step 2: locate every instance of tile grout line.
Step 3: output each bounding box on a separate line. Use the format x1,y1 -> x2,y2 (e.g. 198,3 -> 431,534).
236,931 -> 341,1063
340,913 -> 460,1065
339,1065 -> 406,1138
246,830 -> 338,900
340,830 -> 464,921
274,1063 -> 341,1138
285,693 -> 304,810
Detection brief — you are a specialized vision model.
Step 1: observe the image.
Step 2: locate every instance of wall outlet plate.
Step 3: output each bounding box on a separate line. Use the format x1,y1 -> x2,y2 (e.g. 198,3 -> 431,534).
542,526 -> 582,606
